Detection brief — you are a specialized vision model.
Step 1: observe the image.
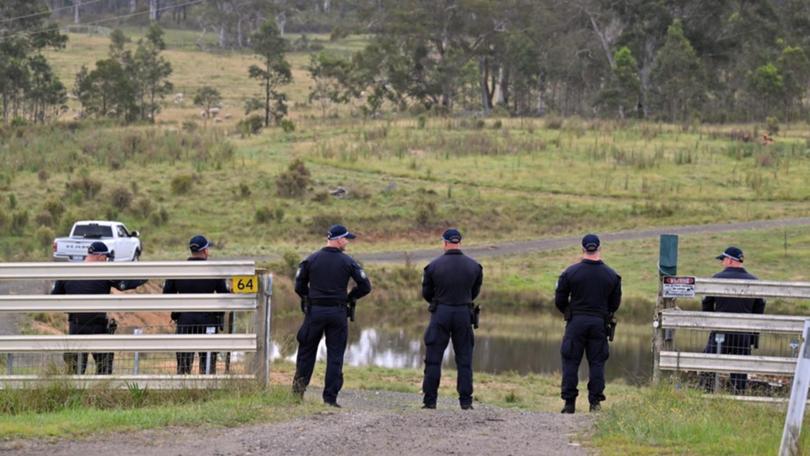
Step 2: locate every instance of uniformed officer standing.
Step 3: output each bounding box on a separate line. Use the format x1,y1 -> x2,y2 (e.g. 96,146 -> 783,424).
292,224 -> 372,407
421,228 -> 483,410
52,241 -> 147,375
555,234 -> 621,414
164,235 -> 229,374
701,246 -> 765,392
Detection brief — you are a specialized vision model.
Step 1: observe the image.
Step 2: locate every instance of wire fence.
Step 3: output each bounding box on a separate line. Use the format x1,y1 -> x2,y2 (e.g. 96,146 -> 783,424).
667,326 -> 800,396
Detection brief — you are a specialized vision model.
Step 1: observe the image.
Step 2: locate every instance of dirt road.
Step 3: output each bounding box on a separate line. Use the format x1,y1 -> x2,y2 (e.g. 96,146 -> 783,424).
354,216 -> 810,264
3,390 -> 591,456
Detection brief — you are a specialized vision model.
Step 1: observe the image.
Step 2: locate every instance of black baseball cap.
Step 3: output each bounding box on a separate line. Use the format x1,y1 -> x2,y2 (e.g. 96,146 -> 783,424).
189,235 -> 210,253
442,228 -> 462,244
87,241 -> 110,255
716,246 -> 744,262
328,224 -> 356,240
582,234 -> 600,252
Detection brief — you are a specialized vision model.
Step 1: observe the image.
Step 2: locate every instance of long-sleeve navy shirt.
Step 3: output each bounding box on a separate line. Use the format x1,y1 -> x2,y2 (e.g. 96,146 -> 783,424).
295,247 -> 372,305
555,259 -> 622,318
702,267 -> 766,314
422,250 -> 483,306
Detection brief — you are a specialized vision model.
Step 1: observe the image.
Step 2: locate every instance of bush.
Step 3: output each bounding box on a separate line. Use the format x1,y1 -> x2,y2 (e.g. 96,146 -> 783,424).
34,211 -> 54,228
148,206 -> 170,227
110,187 -> 133,210
255,206 -> 273,224
7,193 -> 16,209
37,169 -> 49,182
281,250 -> 300,278
309,213 -> 340,236
237,115 -> 264,137
766,116 -> 779,135
238,183 -> 252,199
415,200 -> 438,227
66,175 -> 103,200
492,119 -> 503,129
10,210 -> 29,235
43,199 -> 65,220
0,208 -> 8,230
131,197 -> 153,218
280,119 -> 296,133
170,174 -> 194,195
544,115 -> 564,130
35,226 -> 55,248
417,115 -> 427,129
276,159 -> 312,198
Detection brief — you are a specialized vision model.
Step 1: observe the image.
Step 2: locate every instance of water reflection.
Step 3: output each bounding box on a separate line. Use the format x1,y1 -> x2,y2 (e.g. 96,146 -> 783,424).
272,308 -> 654,385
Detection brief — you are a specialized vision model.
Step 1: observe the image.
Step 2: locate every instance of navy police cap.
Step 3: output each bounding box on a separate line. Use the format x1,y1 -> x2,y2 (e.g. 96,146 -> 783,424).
87,241 -> 110,255
189,235 -> 210,253
716,246 -> 744,262
328,224 -> 356,240
442,228 -> 462,244
582,234 -> 600,252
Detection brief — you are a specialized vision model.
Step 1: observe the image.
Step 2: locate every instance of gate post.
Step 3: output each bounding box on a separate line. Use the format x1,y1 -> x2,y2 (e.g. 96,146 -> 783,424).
255,270 -> 272,388
653,234 -> 678,384
780,320 -> 810,456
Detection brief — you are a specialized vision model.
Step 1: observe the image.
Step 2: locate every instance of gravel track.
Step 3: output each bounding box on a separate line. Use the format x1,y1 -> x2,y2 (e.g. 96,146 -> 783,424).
2,390 -> 592,456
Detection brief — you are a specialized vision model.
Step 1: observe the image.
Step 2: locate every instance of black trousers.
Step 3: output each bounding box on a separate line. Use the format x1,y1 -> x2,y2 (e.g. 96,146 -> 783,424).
701,331 -> 753,392
422,305 -> 475,407
65,321 -> 113,375
560,315 -> 609,404
176,324 -> 219,374
293,306 -> 348,403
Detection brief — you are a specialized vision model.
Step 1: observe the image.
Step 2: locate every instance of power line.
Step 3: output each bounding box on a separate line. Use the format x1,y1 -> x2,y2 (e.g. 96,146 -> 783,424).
0,0 -> 205,41
0,0 -> 108,25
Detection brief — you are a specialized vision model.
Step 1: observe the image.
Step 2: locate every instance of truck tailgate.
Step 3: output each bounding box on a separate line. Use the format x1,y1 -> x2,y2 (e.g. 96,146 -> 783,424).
57,239 -> 95,259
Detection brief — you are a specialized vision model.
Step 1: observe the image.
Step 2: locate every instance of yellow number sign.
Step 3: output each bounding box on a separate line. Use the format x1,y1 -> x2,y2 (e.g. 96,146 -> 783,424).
232,275 -> 259,294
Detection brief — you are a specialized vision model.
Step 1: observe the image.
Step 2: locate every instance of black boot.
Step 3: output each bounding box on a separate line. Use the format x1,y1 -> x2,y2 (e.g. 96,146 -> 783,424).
589,402 -> 601,412
561,400 -> 575,414
292,377 -> 306,401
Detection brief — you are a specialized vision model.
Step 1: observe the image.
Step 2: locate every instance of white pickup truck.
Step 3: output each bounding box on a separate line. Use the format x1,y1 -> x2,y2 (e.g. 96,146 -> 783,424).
53,221 -> 142,262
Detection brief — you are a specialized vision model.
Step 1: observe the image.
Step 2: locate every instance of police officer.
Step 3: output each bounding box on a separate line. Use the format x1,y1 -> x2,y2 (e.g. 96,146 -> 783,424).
51,241 -> 147,375
555,234 -> 621,414
164,235 -> 229,375
701,246 -> 765,393
421,228 -> 483,410
292,224 -> 372,407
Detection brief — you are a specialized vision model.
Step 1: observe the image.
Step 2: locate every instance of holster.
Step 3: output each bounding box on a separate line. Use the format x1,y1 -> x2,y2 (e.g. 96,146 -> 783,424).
347,298 -> 357,322
107,318 -> 118,335
470,304 -> 480,329
606,314 -> 617,342
300,297 -> 310,315
428,301 -> 437,313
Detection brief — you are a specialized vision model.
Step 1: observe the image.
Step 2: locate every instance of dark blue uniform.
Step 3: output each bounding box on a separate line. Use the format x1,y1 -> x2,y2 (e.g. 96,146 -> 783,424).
52,278 -> 146,374
421,250 -> 483,408
163,257 -> 230,374
555,259 -> 621,407
293,247 -> 371,404
701,267 -> 766,392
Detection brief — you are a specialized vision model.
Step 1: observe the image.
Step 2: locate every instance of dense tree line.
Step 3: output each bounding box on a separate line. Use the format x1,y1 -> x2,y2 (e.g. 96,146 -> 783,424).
310,0 -> 810,122
0,1 -> 68,124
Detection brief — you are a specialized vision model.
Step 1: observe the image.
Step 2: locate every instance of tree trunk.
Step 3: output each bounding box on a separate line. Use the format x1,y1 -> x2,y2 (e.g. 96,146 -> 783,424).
276,11 -> 286,36
478,57 -> 492,113
149,0 -> 159,21
130,0 -> 137,13
264,65 -> 271,127
218,25 -> 226,48
74,0 -> 81,24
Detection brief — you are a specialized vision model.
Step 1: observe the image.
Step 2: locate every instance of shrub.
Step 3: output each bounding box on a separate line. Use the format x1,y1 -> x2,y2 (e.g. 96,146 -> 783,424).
238,183 -> 252,199
281,250 -> 300,278
0,208 -> 8,230
170,174 -> 194,195
544,115 -> 564,130
255,206 -> 273,224
415,200 -> 438,227
110,187 -> 133,210
34,211 -> 54,228
37,169 -> 49,182
309,213 -> 340,235
35,226 -> 55,248
66,175 -> 103,200
417,115 -> 427,129
149,206 -> 170,226
7,193 -> 16,210
131,197 -> 153,218
43,199 -> 65,220
492,119 -> 503,129
280,119 -> 296,133
10,210 -> 29,235
276,159 -> 312,198
766,116 -> 779,135
237,115 -> 264,137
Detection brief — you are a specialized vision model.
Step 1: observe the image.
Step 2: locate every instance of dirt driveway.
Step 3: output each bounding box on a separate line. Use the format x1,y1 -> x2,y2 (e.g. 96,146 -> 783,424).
3,390 -> 592,456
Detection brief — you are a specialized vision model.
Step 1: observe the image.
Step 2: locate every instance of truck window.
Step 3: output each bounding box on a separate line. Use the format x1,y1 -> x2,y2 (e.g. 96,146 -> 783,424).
72,224 -> 113,238
117,226 -> 128,238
